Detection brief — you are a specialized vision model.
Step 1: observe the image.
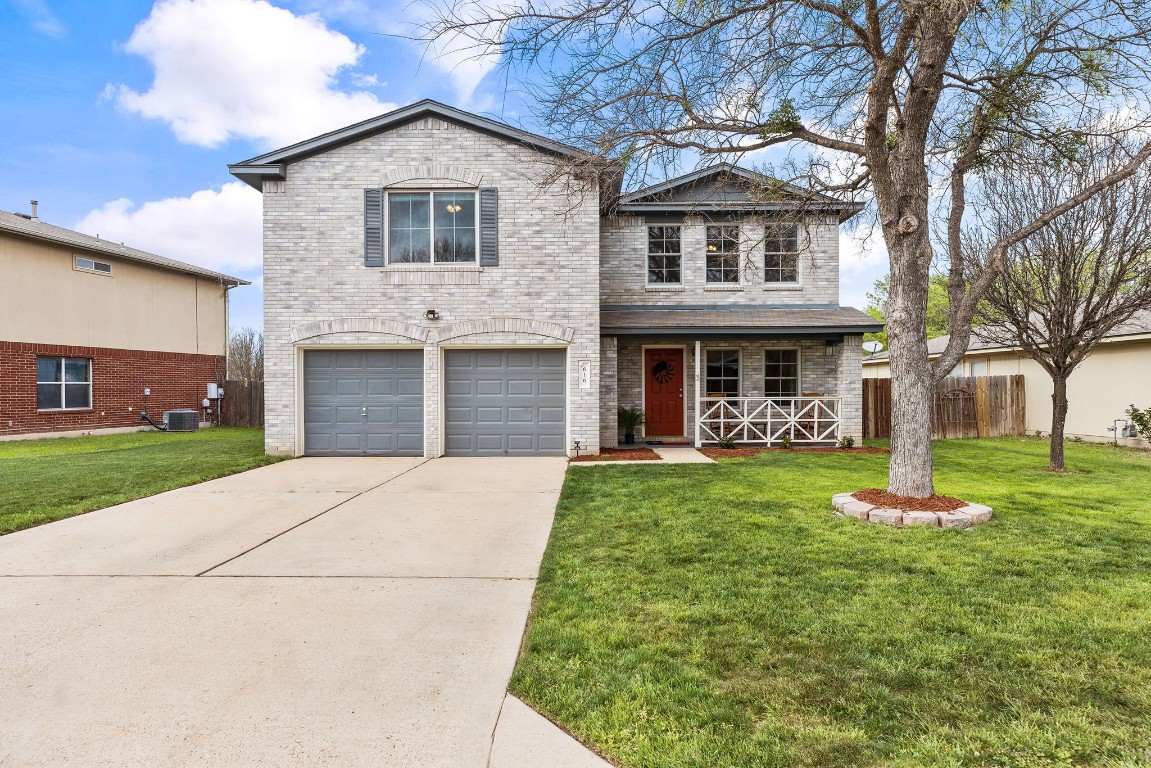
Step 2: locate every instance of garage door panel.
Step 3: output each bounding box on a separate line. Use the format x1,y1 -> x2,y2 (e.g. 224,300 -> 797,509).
476,379 -> 505,396
304,349 -> 424,456
443,349 -> 566,456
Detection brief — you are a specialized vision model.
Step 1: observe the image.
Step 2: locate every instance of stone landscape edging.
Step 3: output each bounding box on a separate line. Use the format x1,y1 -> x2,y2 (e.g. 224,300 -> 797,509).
832,493 -> 993,528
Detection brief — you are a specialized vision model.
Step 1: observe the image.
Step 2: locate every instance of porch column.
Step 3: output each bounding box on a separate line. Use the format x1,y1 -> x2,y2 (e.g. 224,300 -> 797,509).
694,339 -> 702,447
600,336 -> 619,448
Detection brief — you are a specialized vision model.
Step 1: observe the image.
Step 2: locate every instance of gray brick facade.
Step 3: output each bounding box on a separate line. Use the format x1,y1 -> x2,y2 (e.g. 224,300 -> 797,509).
261,118 -> 600,456
246,103 -> 869,457
600,214 -> 840,306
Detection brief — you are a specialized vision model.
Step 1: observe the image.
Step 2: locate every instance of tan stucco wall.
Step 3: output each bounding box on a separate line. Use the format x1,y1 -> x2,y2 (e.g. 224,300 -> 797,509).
863,338 -> 1151,446
0,232 -> 228,355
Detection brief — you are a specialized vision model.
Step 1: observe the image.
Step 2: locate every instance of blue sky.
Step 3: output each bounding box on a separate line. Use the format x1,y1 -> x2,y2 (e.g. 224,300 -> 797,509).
0,0 -> 885,333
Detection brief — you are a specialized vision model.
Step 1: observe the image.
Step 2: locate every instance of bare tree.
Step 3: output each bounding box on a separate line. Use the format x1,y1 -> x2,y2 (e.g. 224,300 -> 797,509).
968,143 -> 1151,471
424,0 -> 1151,496
227,327 -> 264,384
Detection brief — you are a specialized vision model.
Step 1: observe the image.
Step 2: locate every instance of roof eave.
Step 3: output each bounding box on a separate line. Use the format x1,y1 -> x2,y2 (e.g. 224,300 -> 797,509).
615,201 -> 863,215
602,325 -> 883,336
228,100 -> 614,180
227,164 -> 287,191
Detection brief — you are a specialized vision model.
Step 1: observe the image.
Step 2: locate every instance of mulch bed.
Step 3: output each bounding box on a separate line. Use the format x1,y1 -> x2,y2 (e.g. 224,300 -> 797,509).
570,447 -> 662,462
700,446 -> 891,460
852,488 -> 967,512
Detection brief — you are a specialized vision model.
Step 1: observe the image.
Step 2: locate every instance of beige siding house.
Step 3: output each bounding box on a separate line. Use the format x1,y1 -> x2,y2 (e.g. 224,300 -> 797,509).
0,209 -> 246,438
862,313 -> 1151,447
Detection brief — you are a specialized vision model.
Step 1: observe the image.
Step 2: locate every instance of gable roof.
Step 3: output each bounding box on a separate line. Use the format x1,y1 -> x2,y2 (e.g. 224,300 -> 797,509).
616,163 -> 864,220
863,310 -> 1151,363
229,99 -> 614,190
0,210 -> 248,285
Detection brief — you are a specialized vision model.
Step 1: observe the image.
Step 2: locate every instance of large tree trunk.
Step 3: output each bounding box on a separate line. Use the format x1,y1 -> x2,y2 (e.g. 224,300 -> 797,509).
1049,373 -> 1069,471
884,239 -> 936,497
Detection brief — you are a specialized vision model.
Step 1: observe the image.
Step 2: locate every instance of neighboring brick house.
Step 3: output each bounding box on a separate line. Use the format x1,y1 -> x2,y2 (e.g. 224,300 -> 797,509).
230,100 -> 879,457
0,209 -> 246,438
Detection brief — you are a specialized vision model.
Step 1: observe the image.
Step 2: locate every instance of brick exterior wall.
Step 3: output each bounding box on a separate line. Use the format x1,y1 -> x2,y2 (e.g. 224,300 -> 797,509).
0,340 -> 223,437
262,117 -> 601,457
600,214 -> 841,306
603,335 -> 863,445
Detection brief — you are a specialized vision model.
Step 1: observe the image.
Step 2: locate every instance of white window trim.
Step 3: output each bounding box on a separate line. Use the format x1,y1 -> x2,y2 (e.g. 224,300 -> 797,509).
704,348 -> 741,398
384,189 -> 479,266
73,256 -> 113,276
763,224 -> 800,286
646,224 -> 683,286
36,356 -> 92,411
705,224 -> 741,284
763,347 -> 802,398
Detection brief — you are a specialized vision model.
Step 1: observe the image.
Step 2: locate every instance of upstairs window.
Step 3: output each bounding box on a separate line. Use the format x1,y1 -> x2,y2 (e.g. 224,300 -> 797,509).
388,191 -> 476,264
764,225 -> 799,283
37,357 -> 91,410
75,256 -> 112,274
764,349 -> 800,398
705,349 -> 740,398
705,225 -> 739,283
647,226 -> 681,284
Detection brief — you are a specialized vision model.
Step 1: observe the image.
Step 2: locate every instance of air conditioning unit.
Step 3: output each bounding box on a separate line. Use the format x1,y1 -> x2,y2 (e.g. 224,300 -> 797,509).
163,410 -> 200,432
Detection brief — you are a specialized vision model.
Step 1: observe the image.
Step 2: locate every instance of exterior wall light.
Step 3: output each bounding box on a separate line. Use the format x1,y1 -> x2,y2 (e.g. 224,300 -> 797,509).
424,309 -> 440,320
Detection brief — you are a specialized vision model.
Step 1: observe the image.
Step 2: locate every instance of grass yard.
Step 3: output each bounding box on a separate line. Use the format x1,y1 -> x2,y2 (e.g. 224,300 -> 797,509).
0,428 -> 281,534
514,438 -> 1151,768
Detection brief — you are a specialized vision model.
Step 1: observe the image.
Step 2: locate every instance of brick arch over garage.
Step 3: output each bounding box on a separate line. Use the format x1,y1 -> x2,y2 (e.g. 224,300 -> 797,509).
432,318 -> 576,344
289,318 -> 430,344
379,164 -> 485,188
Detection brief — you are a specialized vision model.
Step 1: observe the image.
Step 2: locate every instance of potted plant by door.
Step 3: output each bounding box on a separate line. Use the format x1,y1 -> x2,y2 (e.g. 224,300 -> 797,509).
618,406 -> 646,445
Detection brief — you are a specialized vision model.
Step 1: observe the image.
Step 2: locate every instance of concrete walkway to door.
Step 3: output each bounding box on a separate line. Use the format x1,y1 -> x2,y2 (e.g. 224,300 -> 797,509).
0,456 -> 609,767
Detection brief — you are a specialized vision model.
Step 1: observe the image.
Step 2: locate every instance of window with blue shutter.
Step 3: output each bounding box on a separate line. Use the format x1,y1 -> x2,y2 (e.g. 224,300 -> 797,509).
479,187 -> 498,266
364,188 -> 384,267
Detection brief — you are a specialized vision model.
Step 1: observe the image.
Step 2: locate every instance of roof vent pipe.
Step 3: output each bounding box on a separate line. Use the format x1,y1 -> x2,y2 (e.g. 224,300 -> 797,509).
29,200 -> 38,221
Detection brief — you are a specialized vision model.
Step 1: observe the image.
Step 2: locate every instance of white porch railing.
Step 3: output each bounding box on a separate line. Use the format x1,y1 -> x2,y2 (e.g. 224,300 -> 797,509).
698,397 -> 842,444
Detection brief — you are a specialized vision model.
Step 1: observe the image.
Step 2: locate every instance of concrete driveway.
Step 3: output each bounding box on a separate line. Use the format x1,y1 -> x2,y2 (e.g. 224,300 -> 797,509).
0,457 -> 608,767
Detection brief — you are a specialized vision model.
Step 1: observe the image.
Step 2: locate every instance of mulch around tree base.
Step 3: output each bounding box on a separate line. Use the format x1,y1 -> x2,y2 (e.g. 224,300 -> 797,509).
570,447 -> 662,462
852,488 -> 967,512
700,446 -> 891,459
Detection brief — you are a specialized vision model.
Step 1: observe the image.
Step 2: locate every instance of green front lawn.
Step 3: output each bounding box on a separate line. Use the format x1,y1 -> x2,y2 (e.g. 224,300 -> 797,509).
0,428 -> 282,534
514,438 -> 1151,768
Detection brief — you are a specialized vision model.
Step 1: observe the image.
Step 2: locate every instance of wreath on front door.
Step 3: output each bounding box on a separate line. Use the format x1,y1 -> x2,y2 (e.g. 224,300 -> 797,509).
652,360 -> 676,384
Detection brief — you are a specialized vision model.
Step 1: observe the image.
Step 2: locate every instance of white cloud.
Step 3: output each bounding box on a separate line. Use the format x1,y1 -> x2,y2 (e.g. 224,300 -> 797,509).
112,0 -> 395,148
74,182 -> 263,275
13,0 -> 66,37
839,225 -> 888,309
291,0 -> 501,105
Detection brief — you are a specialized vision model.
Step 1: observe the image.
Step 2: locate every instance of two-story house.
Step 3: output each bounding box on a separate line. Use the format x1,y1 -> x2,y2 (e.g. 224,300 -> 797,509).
229,101 -> 880,457
0,208 -> 246,439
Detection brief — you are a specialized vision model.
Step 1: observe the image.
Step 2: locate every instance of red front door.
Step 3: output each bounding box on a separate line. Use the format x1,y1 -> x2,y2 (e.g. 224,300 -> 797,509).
644,348 -> 684,436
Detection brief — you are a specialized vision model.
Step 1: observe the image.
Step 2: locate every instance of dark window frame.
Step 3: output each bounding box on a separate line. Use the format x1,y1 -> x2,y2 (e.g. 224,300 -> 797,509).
36,356 -> 92,411
646,225 -> 682,284
705,225 -> 740,283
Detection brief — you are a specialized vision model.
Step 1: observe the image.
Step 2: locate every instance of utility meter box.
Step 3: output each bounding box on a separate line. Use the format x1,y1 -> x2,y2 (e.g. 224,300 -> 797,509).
207,383 -> 221,400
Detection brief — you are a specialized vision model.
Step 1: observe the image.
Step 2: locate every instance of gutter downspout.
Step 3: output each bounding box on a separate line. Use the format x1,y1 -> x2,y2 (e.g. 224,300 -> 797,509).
694,339 -> 701,448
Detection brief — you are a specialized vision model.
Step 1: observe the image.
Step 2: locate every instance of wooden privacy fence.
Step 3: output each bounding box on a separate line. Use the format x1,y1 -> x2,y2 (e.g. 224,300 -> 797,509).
863,375 -> 1026,439
220,380 -> 264,427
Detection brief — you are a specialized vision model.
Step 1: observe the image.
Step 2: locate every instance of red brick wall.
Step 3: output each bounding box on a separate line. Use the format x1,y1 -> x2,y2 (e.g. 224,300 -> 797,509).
0,341 -> 225,437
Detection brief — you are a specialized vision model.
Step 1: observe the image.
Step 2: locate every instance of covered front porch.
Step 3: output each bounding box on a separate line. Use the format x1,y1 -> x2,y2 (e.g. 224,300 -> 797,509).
598,307 -> 879,449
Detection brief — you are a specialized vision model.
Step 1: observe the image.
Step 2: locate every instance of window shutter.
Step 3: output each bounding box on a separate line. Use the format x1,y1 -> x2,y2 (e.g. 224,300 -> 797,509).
364,188 -> 384,267
479,187 -> 499,266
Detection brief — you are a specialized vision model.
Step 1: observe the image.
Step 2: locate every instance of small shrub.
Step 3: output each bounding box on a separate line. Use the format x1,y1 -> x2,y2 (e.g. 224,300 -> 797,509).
1126,405 -> 1151,440
779,434 -> 792,449
618,406 -> 646,434
837,435 -> 855,449
716,433 -> 737,450
1069,435 -> 1084,443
